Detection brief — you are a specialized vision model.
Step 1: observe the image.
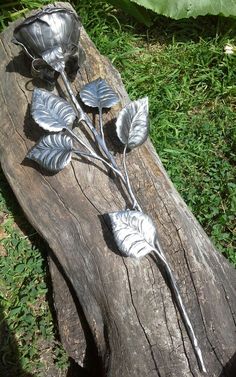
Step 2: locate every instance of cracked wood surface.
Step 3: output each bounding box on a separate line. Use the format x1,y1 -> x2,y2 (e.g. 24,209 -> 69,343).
0,3 -> 236,377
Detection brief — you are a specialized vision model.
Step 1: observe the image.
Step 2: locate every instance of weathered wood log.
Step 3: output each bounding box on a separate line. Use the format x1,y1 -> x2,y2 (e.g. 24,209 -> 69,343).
48,253 -> 100,376
48,254 -> 87,367
0,3 -> 236,377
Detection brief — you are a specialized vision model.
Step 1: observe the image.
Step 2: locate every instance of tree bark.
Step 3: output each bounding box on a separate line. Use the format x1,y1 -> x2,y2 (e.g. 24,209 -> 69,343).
0,3 -> 236,377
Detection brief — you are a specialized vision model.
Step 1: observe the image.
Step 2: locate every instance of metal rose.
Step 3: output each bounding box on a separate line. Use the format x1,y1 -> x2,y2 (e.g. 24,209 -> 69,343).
12,7 -> 84,83
13,6 -> 206,372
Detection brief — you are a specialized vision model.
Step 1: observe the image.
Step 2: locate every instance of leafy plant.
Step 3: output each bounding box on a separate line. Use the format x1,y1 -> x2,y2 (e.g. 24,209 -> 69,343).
127,0 -> 236,19
107,0 -> 152,26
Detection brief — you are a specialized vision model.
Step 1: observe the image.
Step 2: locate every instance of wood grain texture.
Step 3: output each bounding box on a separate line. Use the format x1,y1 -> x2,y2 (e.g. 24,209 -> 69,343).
49,255 -> 87,367
0,3 -> 236,377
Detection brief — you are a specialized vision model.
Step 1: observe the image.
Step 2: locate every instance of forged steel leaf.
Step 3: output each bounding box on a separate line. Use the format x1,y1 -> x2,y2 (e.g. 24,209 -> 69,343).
116,97 -> 149,149
79,78 -> 119,109
31,88 -> 76,132
27,133 -> 73,172
109,210 -> 156,258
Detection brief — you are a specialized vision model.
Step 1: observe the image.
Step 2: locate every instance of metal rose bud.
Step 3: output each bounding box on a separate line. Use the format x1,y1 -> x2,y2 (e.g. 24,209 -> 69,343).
12,7 -> 84,84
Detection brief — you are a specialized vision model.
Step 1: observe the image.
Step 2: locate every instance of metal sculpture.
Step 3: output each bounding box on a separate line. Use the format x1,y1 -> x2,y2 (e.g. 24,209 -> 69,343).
12,6 -> 206,373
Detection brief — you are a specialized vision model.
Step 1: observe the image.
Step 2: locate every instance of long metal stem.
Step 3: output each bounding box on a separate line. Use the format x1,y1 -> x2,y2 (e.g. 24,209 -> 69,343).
74,147 -> 144,211
61,70 -> 118,168
123,145 -> 141,211
73,150 -> 126,181
66,127 -> 96,156
67,123 -> 123,178
153,243 -> 206,373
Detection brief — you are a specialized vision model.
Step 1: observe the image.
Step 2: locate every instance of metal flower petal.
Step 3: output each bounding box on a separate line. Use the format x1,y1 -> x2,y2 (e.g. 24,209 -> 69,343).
12,7 -> 81,72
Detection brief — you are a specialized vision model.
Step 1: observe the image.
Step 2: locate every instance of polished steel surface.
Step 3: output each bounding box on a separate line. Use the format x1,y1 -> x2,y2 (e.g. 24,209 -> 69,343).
109,210 -> 157,258
31,88 -> 76,132
116,97 -> 149,149
13,7 -> 81,81
80,77 -> 120,109
27,133 -> 73,172
13,7 -> 80,60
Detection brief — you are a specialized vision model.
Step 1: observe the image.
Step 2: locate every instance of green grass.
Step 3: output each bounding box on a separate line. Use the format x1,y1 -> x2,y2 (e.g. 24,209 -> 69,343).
0,0 -> 236,375
0,1 -> 52,29
0,171 -> 68,376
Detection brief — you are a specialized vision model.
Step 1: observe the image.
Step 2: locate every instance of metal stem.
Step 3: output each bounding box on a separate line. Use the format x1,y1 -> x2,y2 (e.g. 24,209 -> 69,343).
153,244 -> 206,374
66,128 -> 96,156
98,107 -> 105,142
61,70 -> 118,168
74,148 -> 143,212
73,150 -> 126,181
61,70 -> 141,211
123,145 -> 142,211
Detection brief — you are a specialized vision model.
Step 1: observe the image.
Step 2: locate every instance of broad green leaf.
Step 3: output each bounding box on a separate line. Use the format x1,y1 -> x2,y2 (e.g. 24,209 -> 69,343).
107,0 -> 152,26
130,0 -> 236,19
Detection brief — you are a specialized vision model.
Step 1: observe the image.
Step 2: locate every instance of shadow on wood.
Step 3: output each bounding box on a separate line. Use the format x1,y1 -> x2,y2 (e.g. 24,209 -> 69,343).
218,353 -> 236,377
